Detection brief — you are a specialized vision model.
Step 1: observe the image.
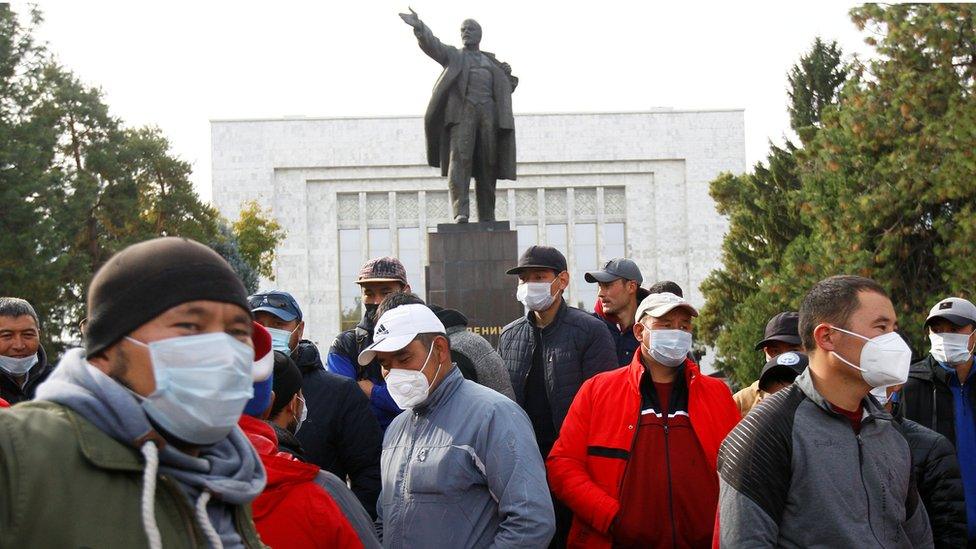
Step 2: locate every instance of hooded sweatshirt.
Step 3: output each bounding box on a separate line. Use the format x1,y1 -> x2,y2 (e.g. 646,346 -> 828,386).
35,348 -> 266,548
239,415 -> 364,549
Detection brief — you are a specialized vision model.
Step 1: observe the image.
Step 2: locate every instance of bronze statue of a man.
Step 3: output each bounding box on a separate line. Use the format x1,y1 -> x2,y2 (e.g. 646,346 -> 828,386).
400,8 -> 518,223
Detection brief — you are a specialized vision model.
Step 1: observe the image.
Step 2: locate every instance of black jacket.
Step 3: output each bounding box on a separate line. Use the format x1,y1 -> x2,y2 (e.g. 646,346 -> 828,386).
0,345 -> 53,405
498,300 -> 617,432
900,354 -> 976,445
291,340 -> 383,518
893,414 -> 968,548
269,422 -> 307,462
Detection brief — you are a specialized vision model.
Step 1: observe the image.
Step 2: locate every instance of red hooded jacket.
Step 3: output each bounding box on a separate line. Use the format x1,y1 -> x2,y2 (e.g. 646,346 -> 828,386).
547,351 -> 740,548
238,415 -> 363,549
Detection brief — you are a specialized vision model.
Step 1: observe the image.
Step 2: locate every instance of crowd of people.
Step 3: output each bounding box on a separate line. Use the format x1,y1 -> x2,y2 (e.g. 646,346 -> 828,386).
0,235 -> 972,548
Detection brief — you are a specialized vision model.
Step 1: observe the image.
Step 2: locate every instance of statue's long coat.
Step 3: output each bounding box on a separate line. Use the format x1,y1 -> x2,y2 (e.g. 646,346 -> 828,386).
413,23 -> 517,181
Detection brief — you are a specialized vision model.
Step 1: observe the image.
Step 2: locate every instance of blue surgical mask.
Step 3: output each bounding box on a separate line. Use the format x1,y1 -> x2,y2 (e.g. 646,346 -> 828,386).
642,328 -> 693,368
127,332 -> 254,445
0,353 -> 38,376
266,326 -> 296,354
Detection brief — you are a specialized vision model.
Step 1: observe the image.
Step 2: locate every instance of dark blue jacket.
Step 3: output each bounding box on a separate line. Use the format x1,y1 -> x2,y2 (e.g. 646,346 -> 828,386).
292,340 -> 382,518
326,318 -> 401,430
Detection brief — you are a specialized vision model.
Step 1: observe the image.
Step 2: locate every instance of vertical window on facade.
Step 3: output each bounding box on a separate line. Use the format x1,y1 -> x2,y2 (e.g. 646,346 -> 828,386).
339,228 -> 362,331
517,225 -> 538,251
368,228 -> 391,258
546,224 -> 567,251
398,227 -> 423,298
603,222 -> 626,261
574,223 -> 598,310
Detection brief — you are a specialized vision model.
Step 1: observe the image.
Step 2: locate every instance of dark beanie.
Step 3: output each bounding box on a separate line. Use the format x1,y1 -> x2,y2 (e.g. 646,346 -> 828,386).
270,351 -> 303,418
85,237 -> 250,358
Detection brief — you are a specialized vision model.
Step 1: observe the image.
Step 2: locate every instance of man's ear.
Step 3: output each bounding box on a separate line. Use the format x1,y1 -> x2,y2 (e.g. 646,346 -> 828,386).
557,271 -> 570,291
812,324 -> 837,353
293,321 -> 305,345
633,320 -> 645,340
436,335 -> 451,365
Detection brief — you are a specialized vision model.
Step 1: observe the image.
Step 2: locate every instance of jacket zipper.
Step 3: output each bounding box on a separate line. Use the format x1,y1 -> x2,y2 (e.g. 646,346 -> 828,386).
931,384 -> 938,431
663,419 -> 677,549
855,422 -> 884,546
396,410 -> 422,549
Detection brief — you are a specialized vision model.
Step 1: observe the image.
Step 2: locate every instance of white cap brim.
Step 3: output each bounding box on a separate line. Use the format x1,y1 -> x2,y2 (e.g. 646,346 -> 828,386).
252,350 -> 274,382
647,303 -> 699,319
357,333 -> 417,366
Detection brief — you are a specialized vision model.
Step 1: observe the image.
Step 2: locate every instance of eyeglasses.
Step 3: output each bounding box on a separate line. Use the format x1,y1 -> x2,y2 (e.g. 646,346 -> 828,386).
248,294 -> 294,310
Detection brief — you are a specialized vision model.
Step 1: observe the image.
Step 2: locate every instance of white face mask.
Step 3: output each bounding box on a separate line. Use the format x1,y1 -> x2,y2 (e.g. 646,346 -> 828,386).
929,330 -> 975,365
295,395 -> 308,434
0,353 -> 38,376
517,280 -> 557,312
127,332 -> 254,445
870,385 -> 890,406
385,341 -> 442,409
829,327 -> 912,388
642,328 -> 692,368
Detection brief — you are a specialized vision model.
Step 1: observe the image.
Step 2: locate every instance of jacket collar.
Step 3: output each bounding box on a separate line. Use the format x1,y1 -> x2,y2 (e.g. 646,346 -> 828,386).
58,403 -> 145,472
793,369 -> 891,421
526,299 -> 569,333
416,366 -> 464,414
626,349 -> 700,392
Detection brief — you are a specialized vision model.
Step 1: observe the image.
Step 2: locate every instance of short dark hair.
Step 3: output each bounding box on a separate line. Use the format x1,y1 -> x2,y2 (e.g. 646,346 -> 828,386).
0,297 -> 39,329
376,292 -> 426,319
375,292 -> 449,352
799,275 -> 889,351
648,281 -> 683,298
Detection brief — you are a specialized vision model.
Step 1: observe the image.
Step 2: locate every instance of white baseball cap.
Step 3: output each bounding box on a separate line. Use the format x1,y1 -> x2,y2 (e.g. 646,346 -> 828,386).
925,297 -> 976,328
357,304 -> 446,365
635,292 -> 699,322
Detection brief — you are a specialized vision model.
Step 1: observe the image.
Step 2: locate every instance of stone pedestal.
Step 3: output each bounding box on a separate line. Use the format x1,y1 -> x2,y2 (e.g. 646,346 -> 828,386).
426,221 -> 522,348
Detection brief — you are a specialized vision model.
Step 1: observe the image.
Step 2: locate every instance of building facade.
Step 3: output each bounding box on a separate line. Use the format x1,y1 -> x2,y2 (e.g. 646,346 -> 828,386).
211,110 -> 745,370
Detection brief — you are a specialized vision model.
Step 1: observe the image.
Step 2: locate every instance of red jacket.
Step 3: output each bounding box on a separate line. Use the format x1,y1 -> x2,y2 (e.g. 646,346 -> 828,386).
547,351 -> 740,548
238,416 -> 363,549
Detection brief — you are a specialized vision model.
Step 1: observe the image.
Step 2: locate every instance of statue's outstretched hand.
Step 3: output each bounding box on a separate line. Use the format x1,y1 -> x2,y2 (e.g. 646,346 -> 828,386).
399,7 -> 421,29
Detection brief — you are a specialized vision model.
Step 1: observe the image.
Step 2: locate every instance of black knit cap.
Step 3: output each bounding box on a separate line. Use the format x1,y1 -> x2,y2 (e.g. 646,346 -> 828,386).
85,237 -> 251,358
270,351 -> 303,418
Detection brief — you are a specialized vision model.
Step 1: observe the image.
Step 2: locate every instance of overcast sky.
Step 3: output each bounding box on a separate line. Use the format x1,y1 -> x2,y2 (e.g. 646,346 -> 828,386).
25,0 -> 871,202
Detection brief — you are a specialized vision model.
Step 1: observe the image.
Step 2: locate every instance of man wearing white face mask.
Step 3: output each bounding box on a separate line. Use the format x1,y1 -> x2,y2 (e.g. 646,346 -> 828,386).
0,237 -> 267,547
499,245 -> 616,547
900,296 -> 976,544
717,275 -> 933,547
547,292 -> 740,548
0,297 -> 54,404
366,296 -> 555,548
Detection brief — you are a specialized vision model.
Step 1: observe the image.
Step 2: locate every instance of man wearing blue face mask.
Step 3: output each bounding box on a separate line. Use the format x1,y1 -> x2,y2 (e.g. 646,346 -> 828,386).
368,295 -> 555,548
717,275 -> 932,547
0,237 -> 267,547
900,296 -> 976,544
250,289 -> 382,519
548,291 -> 739,548
0,297 -> 54,404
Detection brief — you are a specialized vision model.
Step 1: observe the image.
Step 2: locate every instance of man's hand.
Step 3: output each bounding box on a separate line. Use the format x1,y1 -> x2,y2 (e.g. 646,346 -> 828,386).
358,379 -> 375,397
398,7 -> 421,29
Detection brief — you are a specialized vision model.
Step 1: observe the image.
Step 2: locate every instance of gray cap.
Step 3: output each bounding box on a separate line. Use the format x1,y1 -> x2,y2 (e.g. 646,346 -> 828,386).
635,292 -> 698,322
585,258 -> 643,285
925,297 -> 976,328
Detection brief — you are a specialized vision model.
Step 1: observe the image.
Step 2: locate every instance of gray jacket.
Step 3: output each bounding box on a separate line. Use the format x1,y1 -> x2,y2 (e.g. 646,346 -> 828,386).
447,325 -> 517,400
377,367 -> 555,548
717,369 -> 933,548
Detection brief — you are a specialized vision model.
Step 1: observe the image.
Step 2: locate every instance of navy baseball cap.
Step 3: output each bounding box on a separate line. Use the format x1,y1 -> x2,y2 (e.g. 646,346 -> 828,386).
248,290 -> 303,322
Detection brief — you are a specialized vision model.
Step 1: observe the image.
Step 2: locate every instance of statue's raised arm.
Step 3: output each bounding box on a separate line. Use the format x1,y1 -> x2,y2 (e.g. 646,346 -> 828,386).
399,7 -> 452,67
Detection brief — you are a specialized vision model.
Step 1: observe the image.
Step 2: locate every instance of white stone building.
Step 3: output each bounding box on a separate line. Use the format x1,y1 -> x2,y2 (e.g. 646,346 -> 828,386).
210,109 -> 745,371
